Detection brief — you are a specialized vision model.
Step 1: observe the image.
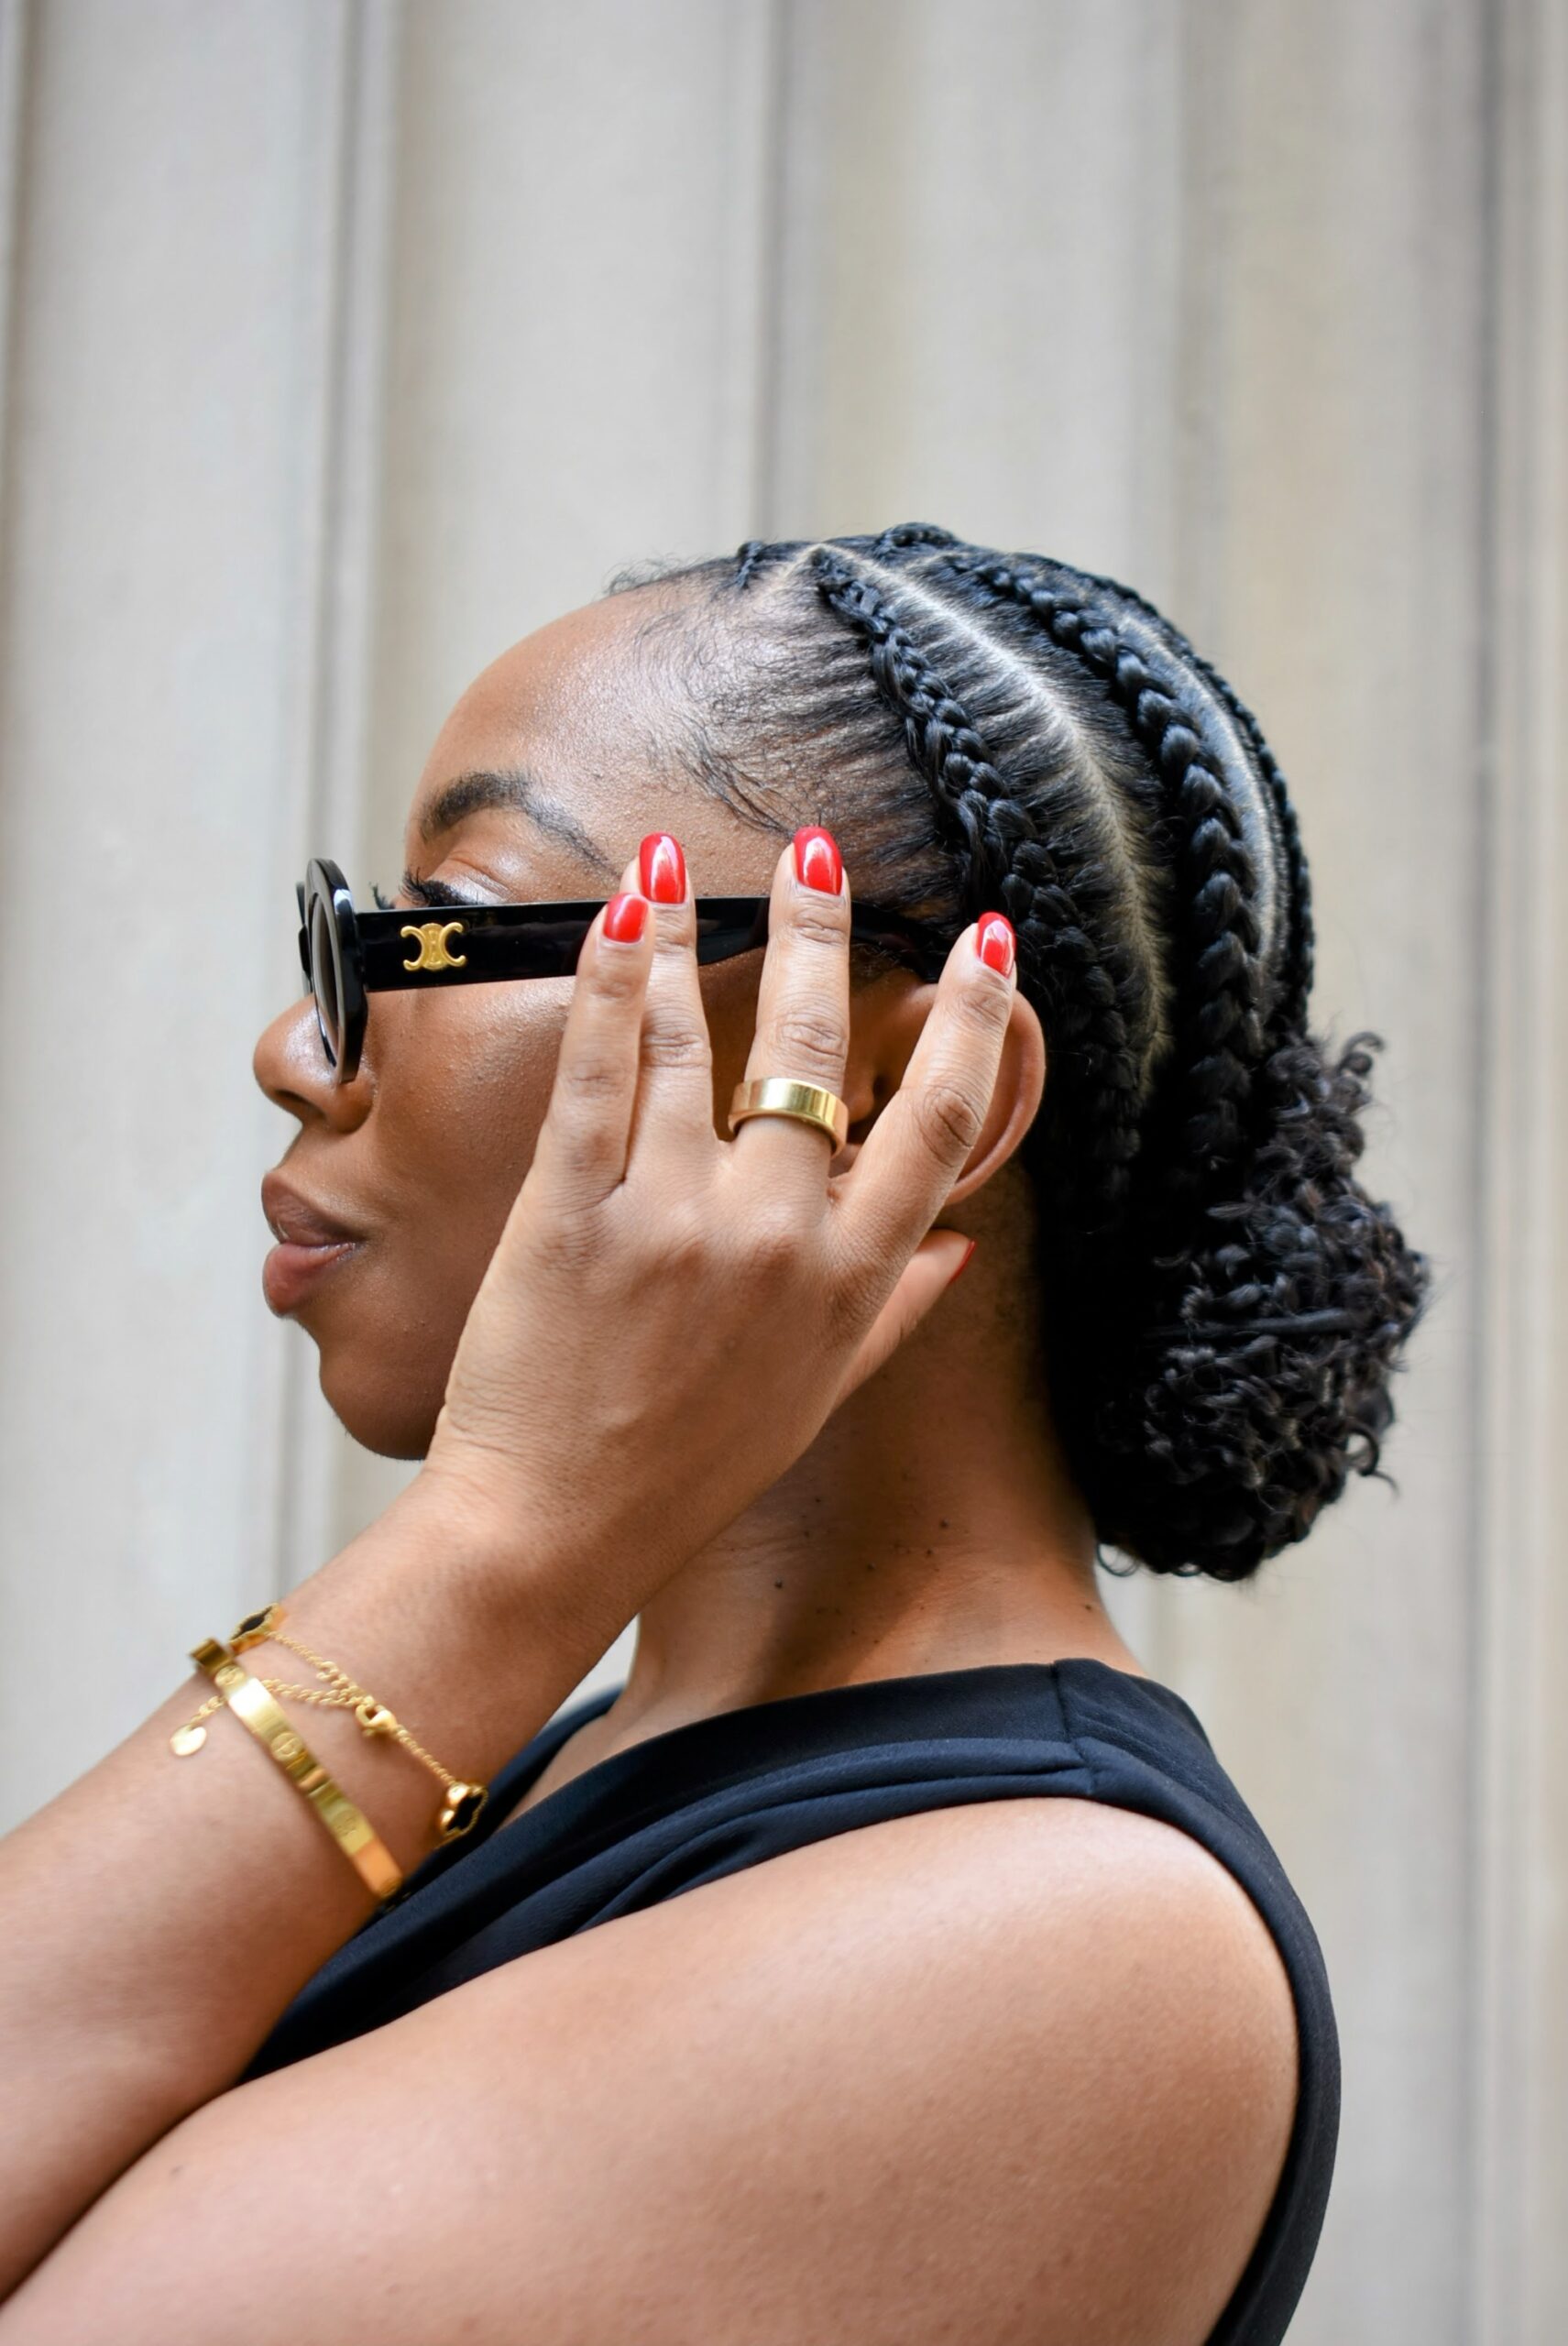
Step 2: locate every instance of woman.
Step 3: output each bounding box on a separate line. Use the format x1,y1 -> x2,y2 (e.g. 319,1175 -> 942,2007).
0,527 -> 1428,2343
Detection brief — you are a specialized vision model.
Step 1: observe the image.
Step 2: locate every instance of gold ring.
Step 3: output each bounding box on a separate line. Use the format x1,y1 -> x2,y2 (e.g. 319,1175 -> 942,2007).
729,1078 -> 850,1151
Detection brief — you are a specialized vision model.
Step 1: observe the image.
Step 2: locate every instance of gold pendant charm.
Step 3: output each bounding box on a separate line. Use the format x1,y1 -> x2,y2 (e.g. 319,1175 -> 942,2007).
354,1696 -> 397,1736
438,1782 -> 488,1840
170,1724 -> 207,1756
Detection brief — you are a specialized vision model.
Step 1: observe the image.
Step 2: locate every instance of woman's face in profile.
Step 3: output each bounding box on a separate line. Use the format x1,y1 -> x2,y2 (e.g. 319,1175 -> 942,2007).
253,591 -> 776,1455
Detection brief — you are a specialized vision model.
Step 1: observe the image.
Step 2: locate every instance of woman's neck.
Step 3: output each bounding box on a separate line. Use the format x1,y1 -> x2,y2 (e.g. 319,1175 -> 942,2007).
599,1273 -> 1151,1754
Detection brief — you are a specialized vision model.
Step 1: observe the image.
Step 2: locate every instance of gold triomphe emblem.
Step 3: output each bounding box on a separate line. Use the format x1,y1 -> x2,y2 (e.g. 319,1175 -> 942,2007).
400,919 -> 468,972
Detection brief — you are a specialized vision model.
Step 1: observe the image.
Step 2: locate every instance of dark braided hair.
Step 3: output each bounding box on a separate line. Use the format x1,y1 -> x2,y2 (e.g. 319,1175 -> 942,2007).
807,546 -> 1149,1224
609,526 -> 1432,1582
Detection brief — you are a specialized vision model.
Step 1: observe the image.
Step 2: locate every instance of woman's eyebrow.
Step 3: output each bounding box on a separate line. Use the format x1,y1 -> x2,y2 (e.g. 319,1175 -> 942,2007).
420,766 -> 620,882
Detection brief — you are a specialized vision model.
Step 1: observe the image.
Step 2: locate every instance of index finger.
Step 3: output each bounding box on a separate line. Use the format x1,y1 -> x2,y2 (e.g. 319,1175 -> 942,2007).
834,913 -> 1017,1261
528,871 -> 657,1207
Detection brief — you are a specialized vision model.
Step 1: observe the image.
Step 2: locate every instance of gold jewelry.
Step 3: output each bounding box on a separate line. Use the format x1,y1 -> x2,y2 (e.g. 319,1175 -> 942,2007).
188,1638 -> 403,1902
172,1603 -> 488,1843
728,1077 -> 850,1152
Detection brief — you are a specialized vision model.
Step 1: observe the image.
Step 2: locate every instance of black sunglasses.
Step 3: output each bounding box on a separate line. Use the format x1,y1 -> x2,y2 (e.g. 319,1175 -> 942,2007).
297,856 -> 953,1083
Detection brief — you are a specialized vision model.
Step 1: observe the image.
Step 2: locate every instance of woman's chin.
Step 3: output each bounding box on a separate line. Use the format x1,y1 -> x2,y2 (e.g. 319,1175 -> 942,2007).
315,1352 -> 444,1462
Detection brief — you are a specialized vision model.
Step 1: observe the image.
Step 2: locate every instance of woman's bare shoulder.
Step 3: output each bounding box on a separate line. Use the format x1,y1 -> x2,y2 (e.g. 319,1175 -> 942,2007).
10,1797 -> 1298,2346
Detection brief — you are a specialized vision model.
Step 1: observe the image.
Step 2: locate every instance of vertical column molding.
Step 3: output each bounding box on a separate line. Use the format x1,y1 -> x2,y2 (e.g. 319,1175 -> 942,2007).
0,0 -> 30,550
1168,0 -> 1240,654
714,0 -> 790,543
739,0 -> 793,543
1471,0 -> 1568,2336
269,0 -> 405,1588
0,0 -> 407,1825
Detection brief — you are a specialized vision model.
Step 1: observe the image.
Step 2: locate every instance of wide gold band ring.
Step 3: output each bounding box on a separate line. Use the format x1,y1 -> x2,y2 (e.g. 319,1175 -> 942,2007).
729,1078 -> 850,1151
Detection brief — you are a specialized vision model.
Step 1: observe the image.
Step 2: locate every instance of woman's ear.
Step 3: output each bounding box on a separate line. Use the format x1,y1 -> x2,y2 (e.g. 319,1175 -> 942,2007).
839,974 -> 1047,1197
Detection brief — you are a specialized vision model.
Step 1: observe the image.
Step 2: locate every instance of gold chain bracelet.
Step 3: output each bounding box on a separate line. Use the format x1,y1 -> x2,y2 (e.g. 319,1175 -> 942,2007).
188,1639 -> 403,1902
172,1602 -> 488,1843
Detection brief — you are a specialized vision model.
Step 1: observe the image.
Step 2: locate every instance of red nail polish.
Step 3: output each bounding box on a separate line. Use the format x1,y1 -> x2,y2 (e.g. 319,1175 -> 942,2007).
794,826 -> 843,895
603,892 -> 647,943
639,832 -> 686,904
948,1237 -> 978,1286
976,913 -> 1015,978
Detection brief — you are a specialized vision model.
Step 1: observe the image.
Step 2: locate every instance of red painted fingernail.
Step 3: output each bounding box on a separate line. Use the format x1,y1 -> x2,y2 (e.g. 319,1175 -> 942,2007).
948,1238 -> 978,1287
639,832 -> 686,904
794,826 -> 843,895
976,913 -> 1015,977
603,892 -> 647,943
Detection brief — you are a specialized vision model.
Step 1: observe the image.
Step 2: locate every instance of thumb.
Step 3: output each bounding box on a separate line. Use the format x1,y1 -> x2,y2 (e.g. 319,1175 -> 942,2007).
832,1230 -> 976,1409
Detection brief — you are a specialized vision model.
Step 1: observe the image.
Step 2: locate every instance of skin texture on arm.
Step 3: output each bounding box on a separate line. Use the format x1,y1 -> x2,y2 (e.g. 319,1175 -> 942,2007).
0,1798 -> 1299,2346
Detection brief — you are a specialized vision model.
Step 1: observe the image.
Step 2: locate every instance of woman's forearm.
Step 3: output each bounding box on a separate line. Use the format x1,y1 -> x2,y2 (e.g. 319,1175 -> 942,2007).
0,1472 -> 598,2297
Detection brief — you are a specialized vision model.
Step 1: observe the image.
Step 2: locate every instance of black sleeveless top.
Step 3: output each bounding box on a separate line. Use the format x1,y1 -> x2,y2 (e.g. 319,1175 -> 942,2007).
247,1661 -> 1338,2344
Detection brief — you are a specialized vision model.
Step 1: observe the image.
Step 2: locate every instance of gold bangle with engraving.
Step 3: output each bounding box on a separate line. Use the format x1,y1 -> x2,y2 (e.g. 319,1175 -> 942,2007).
188,1638 -> 403,1902
728,1078 -> 850,1152
172,1602 -> 488,1844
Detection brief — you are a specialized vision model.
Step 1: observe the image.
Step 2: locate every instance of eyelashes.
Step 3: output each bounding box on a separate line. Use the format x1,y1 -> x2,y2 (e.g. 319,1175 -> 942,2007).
372,872 -> 477,911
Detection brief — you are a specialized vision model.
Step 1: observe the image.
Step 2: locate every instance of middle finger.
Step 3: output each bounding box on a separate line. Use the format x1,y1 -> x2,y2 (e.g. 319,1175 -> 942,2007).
731,827 -> 852,1184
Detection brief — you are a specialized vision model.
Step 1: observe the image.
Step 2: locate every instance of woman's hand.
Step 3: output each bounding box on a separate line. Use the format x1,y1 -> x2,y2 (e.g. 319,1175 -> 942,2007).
424,828 -> 1016,1649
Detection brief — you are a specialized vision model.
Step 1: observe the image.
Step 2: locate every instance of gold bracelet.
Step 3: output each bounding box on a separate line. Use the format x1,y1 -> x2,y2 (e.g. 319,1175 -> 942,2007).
188,1638 -> 403,1902
173,1602 -> 488,1843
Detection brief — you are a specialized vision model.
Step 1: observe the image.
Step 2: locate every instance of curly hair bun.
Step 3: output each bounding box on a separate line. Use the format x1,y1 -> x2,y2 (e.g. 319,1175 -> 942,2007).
1055,1028 -> 1431,1580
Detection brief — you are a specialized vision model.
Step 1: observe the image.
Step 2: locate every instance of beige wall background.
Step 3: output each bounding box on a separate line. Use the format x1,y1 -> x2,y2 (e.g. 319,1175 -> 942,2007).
0,2 -> 1563,2338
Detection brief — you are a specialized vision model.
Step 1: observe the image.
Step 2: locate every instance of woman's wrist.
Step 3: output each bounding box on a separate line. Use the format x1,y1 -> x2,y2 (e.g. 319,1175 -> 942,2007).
242,1469 -> 621,1874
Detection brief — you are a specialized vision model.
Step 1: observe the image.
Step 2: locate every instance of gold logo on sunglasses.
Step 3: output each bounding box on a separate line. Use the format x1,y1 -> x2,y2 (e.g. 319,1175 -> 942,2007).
400,920 -> 468,973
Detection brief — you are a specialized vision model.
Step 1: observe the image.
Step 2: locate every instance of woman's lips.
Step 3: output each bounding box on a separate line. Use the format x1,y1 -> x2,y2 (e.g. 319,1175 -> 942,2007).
260,1172 -> 363,1314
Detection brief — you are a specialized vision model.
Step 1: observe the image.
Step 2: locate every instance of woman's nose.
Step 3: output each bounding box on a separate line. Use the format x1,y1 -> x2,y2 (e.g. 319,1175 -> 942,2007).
253,995 -> 372,1130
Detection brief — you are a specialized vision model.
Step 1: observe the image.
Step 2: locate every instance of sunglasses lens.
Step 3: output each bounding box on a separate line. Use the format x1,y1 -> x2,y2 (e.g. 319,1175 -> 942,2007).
309,894 -> 342,1067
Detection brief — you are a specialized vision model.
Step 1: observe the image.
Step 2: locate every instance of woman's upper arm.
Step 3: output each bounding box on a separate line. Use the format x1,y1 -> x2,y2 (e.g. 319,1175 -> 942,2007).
0,1799 -> 1298,2346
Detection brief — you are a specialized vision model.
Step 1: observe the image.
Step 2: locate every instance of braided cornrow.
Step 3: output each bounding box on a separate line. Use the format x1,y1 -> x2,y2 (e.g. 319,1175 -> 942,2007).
869,522 -> 960,558
733,539 -> 777,592
604,526 -> 1431,1580
1184,653 -> 1316,1037
933,554 -> 1275,1195
1072,558 -> 1317,1036
809,547 -> 1146,1216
